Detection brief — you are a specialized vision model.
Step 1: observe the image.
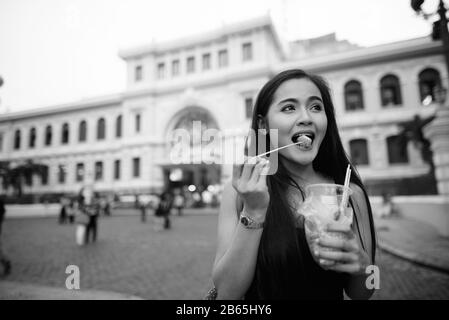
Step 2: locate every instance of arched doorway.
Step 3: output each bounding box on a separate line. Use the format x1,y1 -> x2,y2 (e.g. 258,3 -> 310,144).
163,107 -> 222,196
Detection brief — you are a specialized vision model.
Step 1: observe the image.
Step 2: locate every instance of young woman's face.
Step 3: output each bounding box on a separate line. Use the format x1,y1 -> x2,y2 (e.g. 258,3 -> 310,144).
265,78 -> 328,166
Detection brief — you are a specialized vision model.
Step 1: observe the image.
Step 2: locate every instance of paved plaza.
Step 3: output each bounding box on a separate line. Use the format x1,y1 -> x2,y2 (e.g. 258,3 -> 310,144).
1,211 -> 449,300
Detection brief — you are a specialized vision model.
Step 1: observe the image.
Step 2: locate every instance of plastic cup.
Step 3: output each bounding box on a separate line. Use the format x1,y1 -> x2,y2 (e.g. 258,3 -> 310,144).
298,183 -> 353,252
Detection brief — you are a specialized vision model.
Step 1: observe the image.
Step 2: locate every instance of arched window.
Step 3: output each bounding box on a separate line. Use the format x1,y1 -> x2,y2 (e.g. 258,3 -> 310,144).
79,120 -> 87,142
116,115 -> 122,138
29,127 -> 36,148
61,123 -> 69,144
97,118 -> 106,140
380,74 -> 402,106
344,80 -> 364,111
387,135 -> 409,164
45,125 -> 52,146
419,68 -> 442,105
349,139 -> 369,165
14,129 -> 21,150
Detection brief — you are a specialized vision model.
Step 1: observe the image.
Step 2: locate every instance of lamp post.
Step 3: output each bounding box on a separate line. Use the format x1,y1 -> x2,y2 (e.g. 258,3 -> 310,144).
411,0 -> 449,80
412,1 -> 449,199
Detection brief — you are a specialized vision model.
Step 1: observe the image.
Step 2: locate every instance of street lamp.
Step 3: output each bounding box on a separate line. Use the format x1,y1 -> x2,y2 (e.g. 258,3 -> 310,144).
411,0 -> 449,78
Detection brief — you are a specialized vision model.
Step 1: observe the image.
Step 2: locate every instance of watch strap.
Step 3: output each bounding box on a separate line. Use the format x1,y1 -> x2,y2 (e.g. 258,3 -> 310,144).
240,212 -> 265,229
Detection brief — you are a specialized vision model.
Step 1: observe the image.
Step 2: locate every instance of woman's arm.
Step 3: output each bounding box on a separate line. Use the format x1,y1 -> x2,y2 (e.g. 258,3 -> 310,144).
212,158 -> 270,300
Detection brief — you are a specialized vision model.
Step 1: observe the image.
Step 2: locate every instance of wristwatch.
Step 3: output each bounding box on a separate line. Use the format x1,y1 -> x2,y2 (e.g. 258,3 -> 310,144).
240,212 -> 265,229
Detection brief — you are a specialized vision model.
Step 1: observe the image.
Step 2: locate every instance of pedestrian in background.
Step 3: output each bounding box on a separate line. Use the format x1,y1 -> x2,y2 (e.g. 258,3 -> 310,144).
58,197 -> 67,224
155,191 -> 173,230
140,200 -> 147,223
173,189 -> 185,216
0,196 -> 11,276
85,194 -> 100,243
67,200 -> 75,224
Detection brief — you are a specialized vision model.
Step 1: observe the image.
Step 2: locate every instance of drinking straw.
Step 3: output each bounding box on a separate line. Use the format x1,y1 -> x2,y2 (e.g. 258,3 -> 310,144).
337,165 -> 352,220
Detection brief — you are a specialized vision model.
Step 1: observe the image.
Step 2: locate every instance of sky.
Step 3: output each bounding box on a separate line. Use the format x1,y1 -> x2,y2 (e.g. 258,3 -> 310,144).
0,0 -> 437,112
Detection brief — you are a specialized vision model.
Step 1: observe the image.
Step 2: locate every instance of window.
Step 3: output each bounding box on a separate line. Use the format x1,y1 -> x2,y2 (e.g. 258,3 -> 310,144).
97,118 -> 106,140
218,49 -> 228,68
95,161 -> 103,181
45,125 -> 52,146
75,163 -> 84,182
187,56 -> 195,73
14,130 -> 21,150
116,115 -> 122,138
380,74 -> 402,107
349,139 -> 369,165
25,171 -> 32,186
29,128 -> 36,148
344,80 -> 364,111
58,165 -> 66,184
157,62 -> 165,79
132,157 -> 140,178
242,42 -> 253,61
41,165 -> 48,185
418,68 -> 442,106
202,53 -> 211,70
387,135 -> 409,164
61,123 -> 69,144
79,120 -> 87,142
245,97 -> 253,119
135,113 -> 141,133
172,60 -> 180,76
135,65 -> 143,82
114,160 -> 120,180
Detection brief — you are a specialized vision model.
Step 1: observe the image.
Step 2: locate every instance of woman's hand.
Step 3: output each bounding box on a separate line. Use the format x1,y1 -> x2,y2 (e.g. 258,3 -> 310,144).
313,222 -> 370,275
232,156 -> 270,219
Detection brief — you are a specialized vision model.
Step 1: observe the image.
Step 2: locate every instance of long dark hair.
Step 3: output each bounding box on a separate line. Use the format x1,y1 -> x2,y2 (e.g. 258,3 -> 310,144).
245,69 -> 376,298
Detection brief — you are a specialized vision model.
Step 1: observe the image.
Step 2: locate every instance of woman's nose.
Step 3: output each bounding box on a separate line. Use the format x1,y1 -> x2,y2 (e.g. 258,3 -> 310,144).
295,109 -> 313,126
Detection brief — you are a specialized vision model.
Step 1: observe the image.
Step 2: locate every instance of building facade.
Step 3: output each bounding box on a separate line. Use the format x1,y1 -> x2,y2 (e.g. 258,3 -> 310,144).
0,16 -> 445,199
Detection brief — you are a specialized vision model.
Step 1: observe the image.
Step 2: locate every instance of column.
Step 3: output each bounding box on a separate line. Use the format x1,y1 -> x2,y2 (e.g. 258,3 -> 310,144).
423,104 -> 449,194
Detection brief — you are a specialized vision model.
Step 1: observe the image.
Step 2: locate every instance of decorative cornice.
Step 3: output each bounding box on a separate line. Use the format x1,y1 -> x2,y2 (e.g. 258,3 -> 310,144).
0,94 -> 123,123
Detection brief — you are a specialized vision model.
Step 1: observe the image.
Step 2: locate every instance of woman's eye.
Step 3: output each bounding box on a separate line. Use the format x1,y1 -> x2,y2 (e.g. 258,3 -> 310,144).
310,104 -> 323,111
281,104 -> 295,112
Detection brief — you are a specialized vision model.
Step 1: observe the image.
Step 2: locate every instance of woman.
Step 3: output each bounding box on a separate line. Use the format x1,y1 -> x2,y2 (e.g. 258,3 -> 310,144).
211,69 -> 376,300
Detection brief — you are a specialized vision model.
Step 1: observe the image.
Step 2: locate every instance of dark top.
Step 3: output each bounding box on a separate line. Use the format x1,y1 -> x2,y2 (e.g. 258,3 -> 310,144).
244,214 -> 345,300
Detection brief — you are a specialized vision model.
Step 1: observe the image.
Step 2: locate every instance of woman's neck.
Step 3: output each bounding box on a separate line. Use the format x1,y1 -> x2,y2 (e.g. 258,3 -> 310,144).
280,157 -> 328,188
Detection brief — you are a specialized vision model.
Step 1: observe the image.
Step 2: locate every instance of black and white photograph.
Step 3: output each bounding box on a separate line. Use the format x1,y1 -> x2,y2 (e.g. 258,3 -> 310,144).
0,0 -> 448,302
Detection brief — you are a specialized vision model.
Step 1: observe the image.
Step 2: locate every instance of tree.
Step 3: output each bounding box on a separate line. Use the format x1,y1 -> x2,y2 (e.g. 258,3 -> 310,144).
397,114 -> 437,191
0,160 -> 47,198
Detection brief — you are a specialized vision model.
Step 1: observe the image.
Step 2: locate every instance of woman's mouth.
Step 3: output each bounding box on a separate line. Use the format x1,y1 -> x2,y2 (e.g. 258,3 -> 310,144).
291,132 -> 314,150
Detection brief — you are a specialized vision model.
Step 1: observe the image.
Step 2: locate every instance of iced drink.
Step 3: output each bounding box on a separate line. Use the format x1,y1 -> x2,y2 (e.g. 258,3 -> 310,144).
298,183 -> 353,251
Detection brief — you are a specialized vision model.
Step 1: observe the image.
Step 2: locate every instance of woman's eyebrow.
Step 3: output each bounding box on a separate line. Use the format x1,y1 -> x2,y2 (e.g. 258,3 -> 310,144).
277,98 -> 299,106
277,96 -> 322,106
307,96 -> 323,104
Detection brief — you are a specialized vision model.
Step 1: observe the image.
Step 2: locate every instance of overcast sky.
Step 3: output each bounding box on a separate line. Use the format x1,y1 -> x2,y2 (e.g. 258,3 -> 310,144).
0,0 -> 436,112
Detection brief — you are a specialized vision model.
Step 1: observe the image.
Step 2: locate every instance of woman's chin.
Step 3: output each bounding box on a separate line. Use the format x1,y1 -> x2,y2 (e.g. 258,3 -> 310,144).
282,150 -> 317,166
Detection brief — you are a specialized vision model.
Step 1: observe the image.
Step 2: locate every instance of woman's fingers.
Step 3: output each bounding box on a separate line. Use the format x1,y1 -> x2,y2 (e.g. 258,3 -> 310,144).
327,263 -> 362,274
315,248 -> 358,263
248,158 -> 267,185
318,236 -> 358,252
326,221 -> 352,234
